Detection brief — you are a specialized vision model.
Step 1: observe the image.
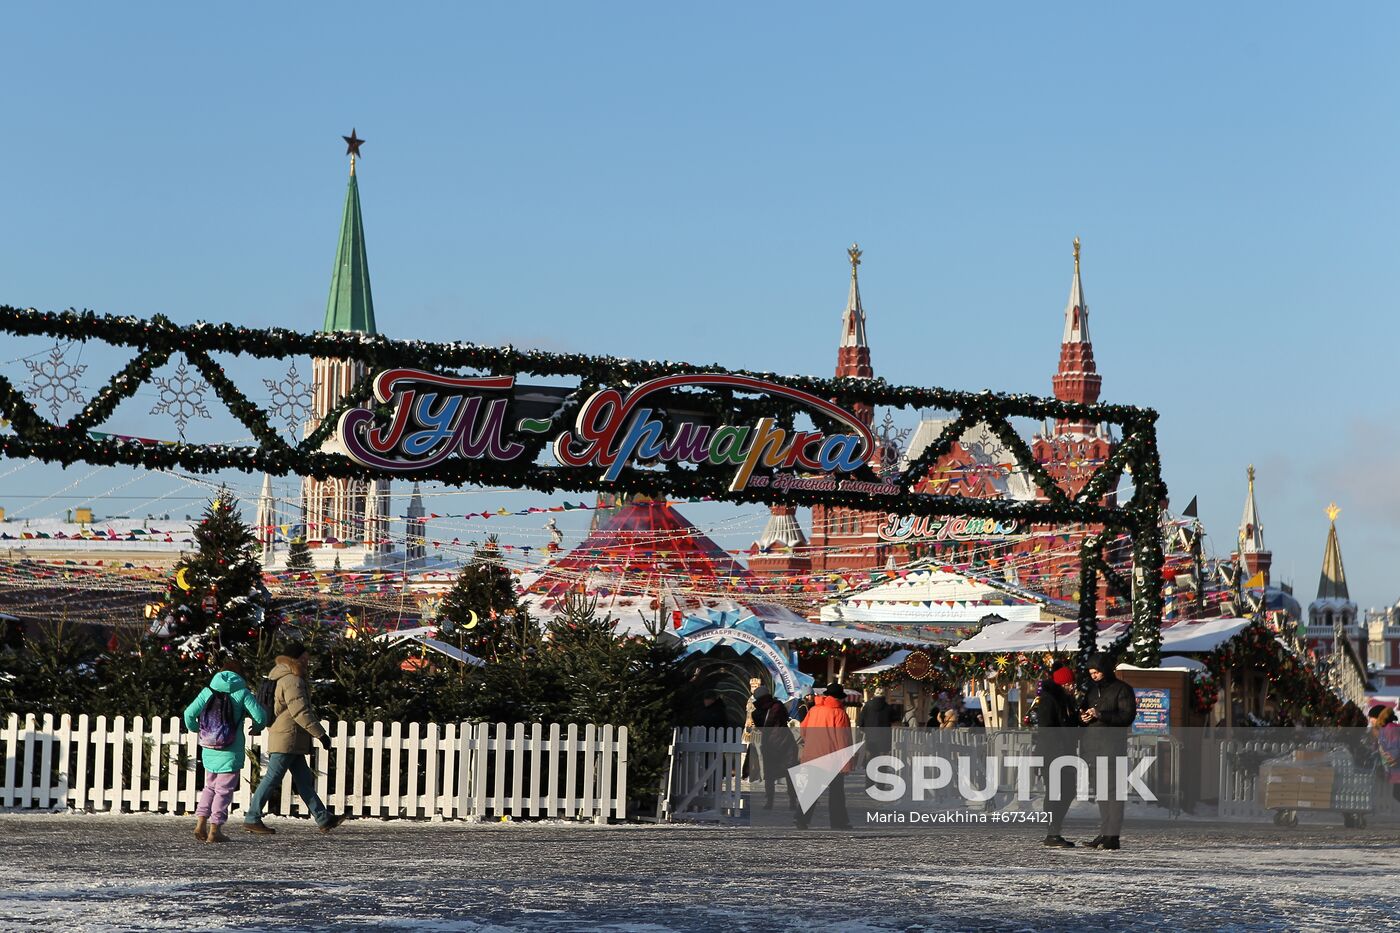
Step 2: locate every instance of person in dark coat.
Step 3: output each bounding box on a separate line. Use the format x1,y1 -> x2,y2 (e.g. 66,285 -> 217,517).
752,688 -> 799,809
1080,652 -> 1137,850
857,688 -> 894,788
690,690 -> 733,731
1034,663 -> 1080,847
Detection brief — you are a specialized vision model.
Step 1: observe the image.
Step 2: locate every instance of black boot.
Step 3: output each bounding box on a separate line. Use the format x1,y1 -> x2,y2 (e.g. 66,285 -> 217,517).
1083,835 -> 1106,849
1043,835 -> 1074,848
1102,836 -> 1120,850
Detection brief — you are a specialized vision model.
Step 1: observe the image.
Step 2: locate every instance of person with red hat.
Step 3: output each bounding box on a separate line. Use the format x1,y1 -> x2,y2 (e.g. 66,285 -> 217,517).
1034,661 -> 1081,847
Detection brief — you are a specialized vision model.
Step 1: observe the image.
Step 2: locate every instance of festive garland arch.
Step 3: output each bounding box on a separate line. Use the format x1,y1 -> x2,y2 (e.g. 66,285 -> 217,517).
0,305 -> 1168,664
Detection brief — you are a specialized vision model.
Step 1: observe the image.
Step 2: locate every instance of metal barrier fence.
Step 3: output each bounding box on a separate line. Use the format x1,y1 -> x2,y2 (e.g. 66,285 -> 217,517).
1218,734 -> 1400,823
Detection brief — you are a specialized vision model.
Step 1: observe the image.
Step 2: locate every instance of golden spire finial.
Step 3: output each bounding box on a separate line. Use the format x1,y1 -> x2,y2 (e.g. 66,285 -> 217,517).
1247,464 -> 1255,485
1326,502 -> 1341,523
1073,236 -> 1081,271
848,243 -> 862,274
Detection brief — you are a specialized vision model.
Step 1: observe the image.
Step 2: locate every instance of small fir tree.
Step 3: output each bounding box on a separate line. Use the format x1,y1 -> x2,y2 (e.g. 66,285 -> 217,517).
545,593 -> 684,811
0,619 -> 99,716
327,554 -> 344,594
162,491 -> 275,658
437,537 -> 523,662
285,535 -> 314,573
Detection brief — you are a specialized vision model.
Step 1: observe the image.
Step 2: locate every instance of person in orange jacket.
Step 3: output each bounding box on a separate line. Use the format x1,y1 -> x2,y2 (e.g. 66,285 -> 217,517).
797,682 -> 855,830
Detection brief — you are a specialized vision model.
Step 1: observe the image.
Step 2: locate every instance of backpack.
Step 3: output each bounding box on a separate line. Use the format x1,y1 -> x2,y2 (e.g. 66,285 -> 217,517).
255,677 -> 278,719
197,692 -> 237,749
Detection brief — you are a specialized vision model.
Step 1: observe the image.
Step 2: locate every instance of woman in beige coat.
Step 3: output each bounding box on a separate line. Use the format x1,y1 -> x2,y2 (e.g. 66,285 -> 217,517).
243,642 -> 346,834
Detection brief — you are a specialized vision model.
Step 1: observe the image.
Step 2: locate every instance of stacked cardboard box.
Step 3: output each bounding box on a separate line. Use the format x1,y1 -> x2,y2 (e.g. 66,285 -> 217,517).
1261,759 -> 1335,810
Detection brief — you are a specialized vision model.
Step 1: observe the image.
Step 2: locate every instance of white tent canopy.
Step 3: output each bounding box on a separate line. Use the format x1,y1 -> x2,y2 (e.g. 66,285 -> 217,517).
821,565 -> 1044,627
949,617 -> 1250,655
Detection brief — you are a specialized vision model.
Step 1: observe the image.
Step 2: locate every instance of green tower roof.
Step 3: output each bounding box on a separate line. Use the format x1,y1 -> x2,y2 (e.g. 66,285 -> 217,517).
323,171 -> 377,334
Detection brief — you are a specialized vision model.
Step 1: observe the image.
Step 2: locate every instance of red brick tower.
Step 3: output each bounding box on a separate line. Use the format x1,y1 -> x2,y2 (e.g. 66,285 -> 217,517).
1238,465 -> 1272,587
1051,237 -> 1102,433
805,244 -> 882,574
1032,238 -> 1114,501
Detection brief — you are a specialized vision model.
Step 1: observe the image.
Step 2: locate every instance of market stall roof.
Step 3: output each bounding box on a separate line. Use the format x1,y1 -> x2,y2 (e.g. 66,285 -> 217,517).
853,649 -> 912,674
688,610 -> 929,647
1121,655 -> 1208,673
377,626 -> 486,667
761,618 -> 925,646
949,617 -> 1250,655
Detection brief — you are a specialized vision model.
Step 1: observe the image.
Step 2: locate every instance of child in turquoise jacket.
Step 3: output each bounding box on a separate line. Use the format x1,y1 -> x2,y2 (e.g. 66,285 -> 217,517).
182,657 -> 270,842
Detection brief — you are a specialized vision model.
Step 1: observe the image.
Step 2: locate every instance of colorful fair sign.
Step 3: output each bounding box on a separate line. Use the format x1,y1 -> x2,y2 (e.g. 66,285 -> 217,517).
339,369 -> 895,495
877,513 -> 1021,543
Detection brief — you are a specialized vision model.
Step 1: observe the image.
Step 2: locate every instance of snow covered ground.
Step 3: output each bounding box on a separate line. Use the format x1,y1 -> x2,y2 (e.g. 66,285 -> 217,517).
1,812 -> 1397,931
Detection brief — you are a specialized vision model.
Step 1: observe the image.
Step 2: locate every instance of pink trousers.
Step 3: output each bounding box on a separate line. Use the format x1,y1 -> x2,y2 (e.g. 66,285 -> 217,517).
195,771 -> 241,825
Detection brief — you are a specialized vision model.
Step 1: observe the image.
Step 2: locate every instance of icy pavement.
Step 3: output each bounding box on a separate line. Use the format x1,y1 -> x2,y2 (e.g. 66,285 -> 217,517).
1,812 -> 1398,931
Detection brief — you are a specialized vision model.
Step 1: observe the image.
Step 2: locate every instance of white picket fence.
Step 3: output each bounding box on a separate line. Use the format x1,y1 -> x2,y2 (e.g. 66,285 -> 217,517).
0,712 -> 628,823
659,726 -> 746,821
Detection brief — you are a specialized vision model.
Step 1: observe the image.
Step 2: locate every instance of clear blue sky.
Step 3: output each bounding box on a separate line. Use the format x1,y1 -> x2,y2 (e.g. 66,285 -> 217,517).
3,3 -> 1398,609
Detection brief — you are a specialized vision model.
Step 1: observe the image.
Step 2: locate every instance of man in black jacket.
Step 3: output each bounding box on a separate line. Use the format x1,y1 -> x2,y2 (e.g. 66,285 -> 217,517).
1080,652 -> 1137,850
1034,663 -> 1080,847
856,688 -> 894,788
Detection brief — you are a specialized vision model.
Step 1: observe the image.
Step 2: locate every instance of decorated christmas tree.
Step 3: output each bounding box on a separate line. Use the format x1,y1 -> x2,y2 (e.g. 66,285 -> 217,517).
161,491 -> 276,658
438,536 -> 522,662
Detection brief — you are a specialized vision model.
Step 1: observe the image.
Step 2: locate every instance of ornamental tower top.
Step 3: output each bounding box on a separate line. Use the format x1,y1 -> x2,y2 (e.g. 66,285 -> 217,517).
836,243 -> 872,380
1051,237 -> 1103,435
1238,465 -> 1272,586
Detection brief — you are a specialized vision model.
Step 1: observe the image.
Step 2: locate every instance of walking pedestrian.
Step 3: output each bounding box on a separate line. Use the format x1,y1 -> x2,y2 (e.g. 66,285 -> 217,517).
796,682 -> 854,830
857,687 -> 894,788
183,655 -> 270,843
1370,705 -> 1400,803
1034,663 -> 1080,848
1080,652 -> 1136,850
752,687 -> 798,810
243,642 -> 346,835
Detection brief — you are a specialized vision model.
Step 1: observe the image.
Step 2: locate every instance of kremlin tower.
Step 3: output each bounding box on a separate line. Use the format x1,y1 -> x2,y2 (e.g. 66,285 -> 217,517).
300,131 -> 392,564
802,245 -> 882,575
1031,238 -> 1115,499
1237,465 -> 1272,587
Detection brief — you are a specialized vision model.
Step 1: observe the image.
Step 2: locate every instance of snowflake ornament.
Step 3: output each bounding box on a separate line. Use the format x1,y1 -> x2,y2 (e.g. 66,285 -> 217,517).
262,363 -> 316,434
149,361 -> 211,437
875,410 -> 912,478
23,342 -> 87,421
